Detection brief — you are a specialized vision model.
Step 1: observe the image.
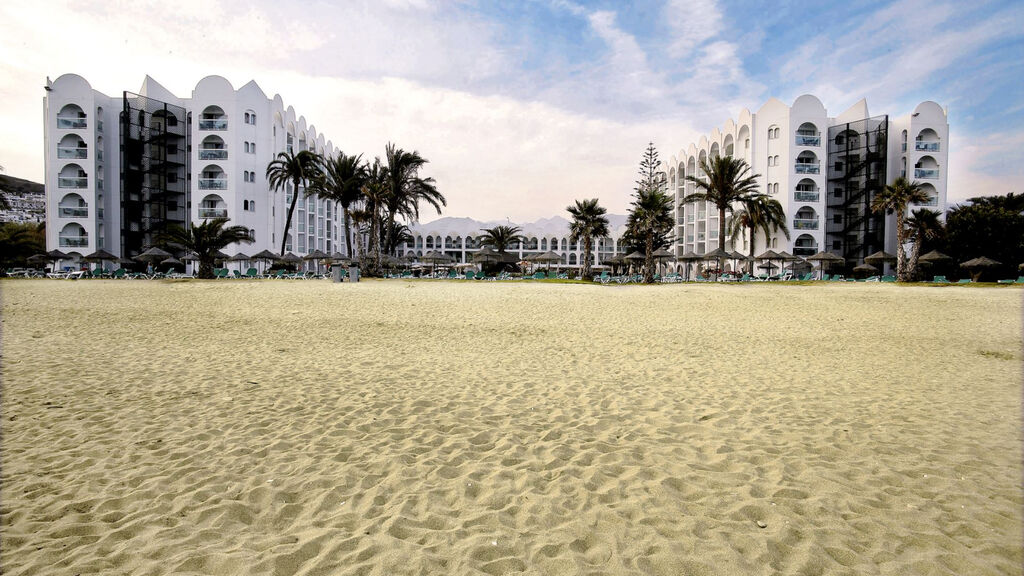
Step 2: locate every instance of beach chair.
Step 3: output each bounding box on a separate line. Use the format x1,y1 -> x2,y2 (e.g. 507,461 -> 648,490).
997,278 -> 1015,284
245,268 -> 259,278
474,271 -> 485,280
881,275 -> 896,282
1015,277 -> 1024,284
931,275 -> 949,284
956,278 -> 971,284
533,271 -> 544,280
232,270 -> 243,278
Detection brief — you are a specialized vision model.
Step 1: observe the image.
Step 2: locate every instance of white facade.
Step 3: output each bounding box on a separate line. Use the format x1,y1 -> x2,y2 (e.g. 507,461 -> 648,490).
667,95 -> 948,269
43,74 -> 342,262
403,216 -> 628,269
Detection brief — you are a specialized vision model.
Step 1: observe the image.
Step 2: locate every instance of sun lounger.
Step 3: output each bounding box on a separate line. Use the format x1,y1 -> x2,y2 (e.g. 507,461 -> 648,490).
956,278 -> 971,284
881,275 -> 896,282
932,275 -> 949,283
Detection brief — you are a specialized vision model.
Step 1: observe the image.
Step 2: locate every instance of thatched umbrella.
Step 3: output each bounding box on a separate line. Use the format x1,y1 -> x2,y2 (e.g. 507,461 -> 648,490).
960,256 -> 1002,282
421,250 -> 453,276
84,249 -> 118,273
676,250 -> 701,281
702,247 -> 731,278
160,256 -> 183,272
852,263 -> 878,278
45,249 -> 68,272
281,252 -> 302,267
304,249 -> 330,274
805,251 -> 844,279
135,246 -> 172,263
530,250 -> 562,273
227,252 -> 250,274
864,250 -> 896,274
917,250 -> 952,265
251,249 -> 281,274
775,251 -> 802,275
27,254 -> 49,269
211,249 -> 230,263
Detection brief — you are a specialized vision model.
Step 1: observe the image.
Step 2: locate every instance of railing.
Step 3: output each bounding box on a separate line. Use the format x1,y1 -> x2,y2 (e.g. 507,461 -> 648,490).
56,117 -> 87,129
57,147 -> 87,159
198,118 -> 228,130
198,178 -> 228,190
198,208 -> 228,219
97,208 -> 103,219
795,135 -> 820,146
794,191 -> 819,202
199,149 -> 228,160
97,120 -> 103,133
901,143 -> 907,152
97,180 -> 104,191
795,163 -> 820,174
97,150 -> 103,162
59,207 -> 88,218
793,247 -> 817,257
914,168 -> 939,179
915,141 -> 940,152
58,236 -> 89,247
915,196 -> 939,207
58,177 -> 87,188
793,218 -> 819,230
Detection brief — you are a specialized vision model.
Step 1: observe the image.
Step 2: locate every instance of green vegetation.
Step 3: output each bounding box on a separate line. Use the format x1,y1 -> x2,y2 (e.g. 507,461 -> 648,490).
567,198 -> 610,281
157,218 -> 253,279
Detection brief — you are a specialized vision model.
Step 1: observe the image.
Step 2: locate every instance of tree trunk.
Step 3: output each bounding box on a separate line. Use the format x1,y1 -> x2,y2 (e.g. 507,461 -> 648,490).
643,234 -> 655,283
582,235 -> 592,280
748,225 -> 755,274
895,210 -> 909,281
280,177 -> 301,257
907,228 -> 923,281
719,206 -> 727,251
343,205 -> 353,258
198,258 -> 215,279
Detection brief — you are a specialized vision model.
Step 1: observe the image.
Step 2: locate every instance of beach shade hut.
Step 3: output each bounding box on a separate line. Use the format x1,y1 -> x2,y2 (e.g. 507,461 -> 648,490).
960,256 -> 1002,282
135,246 -> 172,263
805,251 -> 844,279
676,250 -> 701,280
227,252 -> 250,274
251,249 -> 281,274
652,248 -> 675,277
852,263 -> 878,278
422,250 -> 454,276
160,256 -> 183,272
775,251 -> 802,274
624,250 -> 646,275
471,246 -> 502,265
531,250 -> 562,272
280,252 -> 303,271
27,254 -> 49,270
918,250 -> 952,265
755,249 -> 780,274
210,249 -> 231,264
45,249 -> 68,271
83,248 -> 118,274
864,250 -> 897,274
702,247 -> 731,278
303,249 -> 330,274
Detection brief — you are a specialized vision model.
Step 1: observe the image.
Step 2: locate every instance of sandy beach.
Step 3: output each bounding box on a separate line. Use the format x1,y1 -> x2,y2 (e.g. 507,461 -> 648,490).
1,279 -> 1021,575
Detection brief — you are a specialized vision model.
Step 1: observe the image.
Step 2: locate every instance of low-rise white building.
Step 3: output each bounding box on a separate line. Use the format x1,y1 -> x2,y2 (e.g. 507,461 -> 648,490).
667,95 -> 949,273
43,74 -> 342,263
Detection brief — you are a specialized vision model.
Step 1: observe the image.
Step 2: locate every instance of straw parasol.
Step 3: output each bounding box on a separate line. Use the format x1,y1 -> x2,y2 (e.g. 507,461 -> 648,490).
853,263 -> 878,277
864,250 -> 896,264
677,250 -> 702,280
530,250 -> 562,272
917,250 -> 952,265
211,249 -> 230,262
960,256 -> 1002,282
160,256 -> 183,270
46,249 -> 68,259
250,249 -> 281,274
805,251 -> 844,279
27,254 -> 49,267
281,252 -> 302,264
304,249 -> 331,274
702,246 -> 731,277
135,246 -> 172,263
83,249 -> 118,271
472,246 -> 502,264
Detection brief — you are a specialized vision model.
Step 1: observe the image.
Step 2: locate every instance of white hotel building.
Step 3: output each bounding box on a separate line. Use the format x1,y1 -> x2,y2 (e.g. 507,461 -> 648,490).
668,95 -> 949,272
43,74 -> 342,263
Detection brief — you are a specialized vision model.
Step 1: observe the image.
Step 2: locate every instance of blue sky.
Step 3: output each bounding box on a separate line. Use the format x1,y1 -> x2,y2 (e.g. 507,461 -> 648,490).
1,0 -> 1020,221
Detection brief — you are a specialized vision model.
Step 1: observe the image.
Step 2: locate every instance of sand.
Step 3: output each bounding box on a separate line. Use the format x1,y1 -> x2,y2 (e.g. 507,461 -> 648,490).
1,279 -> 1021,575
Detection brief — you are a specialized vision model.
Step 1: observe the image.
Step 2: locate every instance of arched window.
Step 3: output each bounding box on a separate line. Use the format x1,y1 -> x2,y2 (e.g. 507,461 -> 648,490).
250,200 -> 255,211
768,156 -> 774,167
243,200 -> 249,210
249,229 -> 256,240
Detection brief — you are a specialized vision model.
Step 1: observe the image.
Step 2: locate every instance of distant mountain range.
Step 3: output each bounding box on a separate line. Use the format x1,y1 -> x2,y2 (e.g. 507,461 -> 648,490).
0,174 -> 44,197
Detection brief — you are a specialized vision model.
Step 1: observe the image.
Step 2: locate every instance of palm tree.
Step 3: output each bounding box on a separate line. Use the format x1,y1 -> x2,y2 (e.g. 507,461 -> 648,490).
684,156 -> 760,251
567,199 -> 610,281
158,218 -> 252,279
320,152 -> 367,259
382,143 -> 445,255
266,150 -> 323,257
625,187 -> 675,283
728,194 -> 790,272
478,226 -> 524,269
356,159 -> 390,274
870,177 -> 929,281
382,221 -> 414,255
905,208 -> 944,280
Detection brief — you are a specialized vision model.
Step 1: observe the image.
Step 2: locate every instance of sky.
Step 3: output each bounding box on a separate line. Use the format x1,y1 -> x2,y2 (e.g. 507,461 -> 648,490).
1,0 -> 1021,222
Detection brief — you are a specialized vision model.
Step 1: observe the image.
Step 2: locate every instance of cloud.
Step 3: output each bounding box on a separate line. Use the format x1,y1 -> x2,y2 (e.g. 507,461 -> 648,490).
664,0 -> 724,59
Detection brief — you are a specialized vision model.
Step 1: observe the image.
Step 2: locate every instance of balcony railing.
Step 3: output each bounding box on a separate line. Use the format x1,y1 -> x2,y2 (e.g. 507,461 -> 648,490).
198,178 -> 228,190
901,143 -> 907,152
97,120 -> 103,133
795,135 -> 820,146
97,150 -> 104,162
794,191 -> 819,202
794,218 -> 819,230
915,196 -> 939,207
793,246 -> 817,257
198,208 -> 228,219
57,147 -> 87,159
56,117 -> 87,129
58,177 -> 88,188
914,168 -> 939,179
59,207 -> 88,218
198,118 -> 228,130
199,149 -> 228,160
915,141 -> 940,152
795,163 -> 820,174
58,236 -> 89,247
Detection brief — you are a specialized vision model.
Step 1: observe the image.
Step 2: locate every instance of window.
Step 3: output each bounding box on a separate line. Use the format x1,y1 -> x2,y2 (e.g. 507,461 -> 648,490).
833,240 -> 842,250
250,113 -> 255,125
835,161 -> 844,172
244,113 -> 250,124
833,214 -> 842,224
768,156 -> 774,167
249,229 -> 255,240
243,200 -> 249,210
244,142 -> 250,153
250,142 -> 254,154
773,183 -> 779,194
249,200 -> 255,211
774,155 -> 779,165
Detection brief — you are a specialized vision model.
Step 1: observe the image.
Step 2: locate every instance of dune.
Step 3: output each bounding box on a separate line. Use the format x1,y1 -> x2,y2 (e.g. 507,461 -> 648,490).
1,279 -> 1020,575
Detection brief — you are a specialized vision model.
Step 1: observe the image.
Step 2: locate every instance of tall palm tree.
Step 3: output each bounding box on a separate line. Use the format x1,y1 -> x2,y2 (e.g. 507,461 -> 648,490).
158,218 -> 252,279
382,143 -> 445,255
320,152 -> 367,259
870,176 -> 929,281
266,150 -> 323,257
728,194 -> 790,272
567,199 -> 610,281
625,187 -> 675,283
684,156 -> 760,251
905,207 -> 944,280
356,159 -> 390,273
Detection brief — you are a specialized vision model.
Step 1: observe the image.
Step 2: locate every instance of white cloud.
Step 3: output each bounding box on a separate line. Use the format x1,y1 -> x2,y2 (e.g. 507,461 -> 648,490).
664,0 -> 723,59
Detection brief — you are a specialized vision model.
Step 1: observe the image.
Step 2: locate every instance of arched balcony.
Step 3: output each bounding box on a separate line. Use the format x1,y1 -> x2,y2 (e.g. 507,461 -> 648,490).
57,134 -> 87,159
795,151 -> 820,174
199,165 -> 227,190
199,135 -> 228,160
794,178 -> 819,202
901,129 -> 908,152
914,156 -> 939,179
199,194 -> 228,219
56,104 -> 87,129
834,129 -> 860,148
58,223 -> 88,248
737,125 -> 751,162
425,236 -> 434,249
525,237 -> 538,250
58,163 -> 87,188
198,106 -> 228,130
58,193 -> 88,218
710,143 -> 720,159
794,206 -> 819,230
915,128 -> 941,152
793,234 -> 817,257
795,122 -> 820,146
915,183 -> 939,207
